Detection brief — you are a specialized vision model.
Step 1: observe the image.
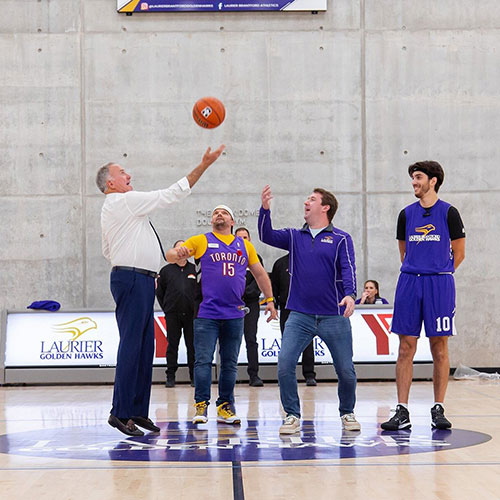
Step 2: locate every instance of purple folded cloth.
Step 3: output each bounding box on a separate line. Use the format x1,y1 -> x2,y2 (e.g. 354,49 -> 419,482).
27,300 -> 61,312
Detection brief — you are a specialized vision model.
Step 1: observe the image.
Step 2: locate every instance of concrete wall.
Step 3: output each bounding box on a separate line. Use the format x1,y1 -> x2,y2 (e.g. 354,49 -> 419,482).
0,0 -> 499,367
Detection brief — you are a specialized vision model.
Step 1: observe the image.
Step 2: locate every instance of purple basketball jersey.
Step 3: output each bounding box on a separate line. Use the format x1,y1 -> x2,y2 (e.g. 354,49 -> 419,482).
196,233 -> 249,319
394,199 -> 459,337
401,200 -> 455,274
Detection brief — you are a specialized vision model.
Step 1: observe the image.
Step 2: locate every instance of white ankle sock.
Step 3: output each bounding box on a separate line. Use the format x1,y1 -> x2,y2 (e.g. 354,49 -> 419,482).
397,403 -> 409,410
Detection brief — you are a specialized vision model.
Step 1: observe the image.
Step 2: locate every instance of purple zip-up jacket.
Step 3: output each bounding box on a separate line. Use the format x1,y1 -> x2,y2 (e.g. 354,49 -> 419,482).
259,207 -> 356,316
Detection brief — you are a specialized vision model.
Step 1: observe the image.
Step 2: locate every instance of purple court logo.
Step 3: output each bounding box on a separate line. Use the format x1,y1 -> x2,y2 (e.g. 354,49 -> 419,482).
0,420 -> 490,462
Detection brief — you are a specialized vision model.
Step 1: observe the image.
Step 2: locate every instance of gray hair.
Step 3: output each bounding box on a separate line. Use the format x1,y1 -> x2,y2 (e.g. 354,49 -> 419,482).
95,162 -> 114,193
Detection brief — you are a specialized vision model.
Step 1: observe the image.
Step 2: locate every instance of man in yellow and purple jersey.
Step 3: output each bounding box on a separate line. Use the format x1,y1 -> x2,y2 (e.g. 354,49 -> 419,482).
167,205 -> 277,425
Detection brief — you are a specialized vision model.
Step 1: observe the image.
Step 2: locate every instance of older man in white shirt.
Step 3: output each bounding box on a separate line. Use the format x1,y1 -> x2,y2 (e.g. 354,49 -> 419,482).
96,145 -> 225,437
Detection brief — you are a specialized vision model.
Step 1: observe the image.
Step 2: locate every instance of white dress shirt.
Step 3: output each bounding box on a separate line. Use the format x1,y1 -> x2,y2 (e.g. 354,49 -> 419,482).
101,177 -> 191,272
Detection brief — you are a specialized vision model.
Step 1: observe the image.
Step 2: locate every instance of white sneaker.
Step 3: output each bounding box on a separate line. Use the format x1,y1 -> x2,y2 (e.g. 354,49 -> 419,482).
279,414 -> 301,434
341,413 -> 361,431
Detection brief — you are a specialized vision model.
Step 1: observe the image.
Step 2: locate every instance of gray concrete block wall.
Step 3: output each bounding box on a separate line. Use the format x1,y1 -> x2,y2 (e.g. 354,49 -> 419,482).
1,0 -> 498,366
364,4 -> 500,367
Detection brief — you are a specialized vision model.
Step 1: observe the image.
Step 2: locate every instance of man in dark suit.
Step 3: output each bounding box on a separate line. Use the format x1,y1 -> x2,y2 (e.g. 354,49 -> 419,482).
235,227 -> 265,387
156,240 -> 196,387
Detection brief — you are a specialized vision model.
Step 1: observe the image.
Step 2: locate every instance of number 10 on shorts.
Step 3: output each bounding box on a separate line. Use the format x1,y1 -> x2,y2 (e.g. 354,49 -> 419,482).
436,316 -> 452,333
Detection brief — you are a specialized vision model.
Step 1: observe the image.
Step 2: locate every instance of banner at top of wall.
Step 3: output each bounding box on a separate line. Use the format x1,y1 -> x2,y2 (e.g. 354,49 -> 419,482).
117,0 -> 327,13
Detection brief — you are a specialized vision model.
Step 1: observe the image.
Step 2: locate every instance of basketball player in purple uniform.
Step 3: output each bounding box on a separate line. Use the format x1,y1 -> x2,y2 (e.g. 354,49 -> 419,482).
382,161 -> 465,431
167,205 -> 277,425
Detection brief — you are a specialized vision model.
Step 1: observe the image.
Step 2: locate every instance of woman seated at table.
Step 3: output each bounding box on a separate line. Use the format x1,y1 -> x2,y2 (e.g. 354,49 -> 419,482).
355,280 -> 389,305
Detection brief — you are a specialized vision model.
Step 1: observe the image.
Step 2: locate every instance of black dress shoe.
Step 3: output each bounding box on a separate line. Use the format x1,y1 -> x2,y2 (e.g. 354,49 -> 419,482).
249,377 -> 264,387
108,415 -> 144,437
305,377 -> 317,386
131,416 -> 161,432
165,379 -> 175,388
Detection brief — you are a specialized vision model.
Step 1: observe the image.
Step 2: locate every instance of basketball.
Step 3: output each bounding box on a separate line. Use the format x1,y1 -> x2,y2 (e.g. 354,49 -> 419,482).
192,96 -> 226,129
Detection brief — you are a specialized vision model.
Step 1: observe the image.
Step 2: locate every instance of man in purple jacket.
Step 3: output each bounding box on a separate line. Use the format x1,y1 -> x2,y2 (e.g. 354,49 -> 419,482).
259,185 -> 360,434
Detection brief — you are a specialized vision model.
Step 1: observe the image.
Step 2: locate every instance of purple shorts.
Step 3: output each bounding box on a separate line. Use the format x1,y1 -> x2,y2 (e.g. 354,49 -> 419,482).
391,272 -> 456,337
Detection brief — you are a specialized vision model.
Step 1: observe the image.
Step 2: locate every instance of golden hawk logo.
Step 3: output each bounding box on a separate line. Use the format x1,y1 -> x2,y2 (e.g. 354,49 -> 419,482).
410,224 -> 440,244
415,224 -> 436,236
52,317 -> 97,342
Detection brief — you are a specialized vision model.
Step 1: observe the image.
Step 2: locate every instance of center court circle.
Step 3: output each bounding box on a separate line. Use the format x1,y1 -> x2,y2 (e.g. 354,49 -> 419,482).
0,420 -> 490,462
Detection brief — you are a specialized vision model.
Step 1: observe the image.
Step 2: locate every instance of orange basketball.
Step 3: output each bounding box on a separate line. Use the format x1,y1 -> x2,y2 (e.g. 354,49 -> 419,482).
192,97 -> 226,129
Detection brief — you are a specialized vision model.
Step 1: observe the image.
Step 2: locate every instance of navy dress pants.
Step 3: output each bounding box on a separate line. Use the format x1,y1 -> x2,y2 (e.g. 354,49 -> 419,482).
110,269 -> 155,419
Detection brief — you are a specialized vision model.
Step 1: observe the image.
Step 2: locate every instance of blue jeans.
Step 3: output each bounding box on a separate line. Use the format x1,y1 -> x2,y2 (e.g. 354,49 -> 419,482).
194,317 -> 244,406
278,311 -> 357,418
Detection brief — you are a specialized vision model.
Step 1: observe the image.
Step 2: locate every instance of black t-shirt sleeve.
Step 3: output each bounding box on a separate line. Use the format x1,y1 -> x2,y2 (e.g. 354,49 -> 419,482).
447,206 -> 466,240
396,209 -> 406,240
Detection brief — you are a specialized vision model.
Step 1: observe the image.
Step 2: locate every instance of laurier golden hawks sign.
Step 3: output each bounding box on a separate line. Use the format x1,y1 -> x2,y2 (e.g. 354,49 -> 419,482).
4,307 -> 431,368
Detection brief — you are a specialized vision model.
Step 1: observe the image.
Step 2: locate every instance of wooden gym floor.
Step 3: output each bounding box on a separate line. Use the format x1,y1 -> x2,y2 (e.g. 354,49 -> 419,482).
0,379 -> 499,500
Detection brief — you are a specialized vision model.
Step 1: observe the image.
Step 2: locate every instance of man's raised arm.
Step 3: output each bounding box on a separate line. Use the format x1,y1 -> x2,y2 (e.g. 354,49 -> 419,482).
186,145 -> 225,188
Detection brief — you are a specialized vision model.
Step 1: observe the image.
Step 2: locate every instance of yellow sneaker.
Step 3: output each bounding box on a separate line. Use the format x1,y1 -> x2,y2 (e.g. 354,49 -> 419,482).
216,402 -> 241,424
192,401 -> 208,424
